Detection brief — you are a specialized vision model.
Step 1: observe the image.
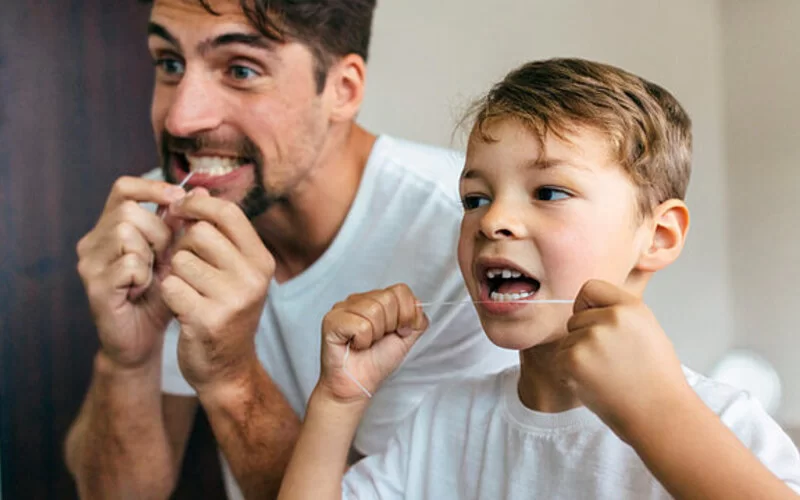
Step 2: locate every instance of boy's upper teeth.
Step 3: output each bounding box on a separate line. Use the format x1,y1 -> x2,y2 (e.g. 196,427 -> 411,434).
486,268 -> 523,279
186,155 -> 241,175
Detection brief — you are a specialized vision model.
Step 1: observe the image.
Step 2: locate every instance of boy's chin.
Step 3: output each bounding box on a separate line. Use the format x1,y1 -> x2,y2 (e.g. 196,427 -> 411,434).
484,325 -> 566,351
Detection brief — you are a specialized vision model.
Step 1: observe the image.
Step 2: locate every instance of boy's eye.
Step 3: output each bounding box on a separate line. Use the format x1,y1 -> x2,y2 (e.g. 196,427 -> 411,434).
229,65 -> 259,80
535,187 -> 570,201
462,195 -> 491,210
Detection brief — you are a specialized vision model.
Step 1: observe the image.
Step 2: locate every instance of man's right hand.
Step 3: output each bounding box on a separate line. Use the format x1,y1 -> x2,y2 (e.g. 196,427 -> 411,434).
76,176 -> 186,368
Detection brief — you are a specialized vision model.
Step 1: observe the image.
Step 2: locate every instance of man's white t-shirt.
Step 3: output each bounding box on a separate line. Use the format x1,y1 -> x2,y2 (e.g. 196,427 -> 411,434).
154,136 -> 519,499
343,365 -> 800,499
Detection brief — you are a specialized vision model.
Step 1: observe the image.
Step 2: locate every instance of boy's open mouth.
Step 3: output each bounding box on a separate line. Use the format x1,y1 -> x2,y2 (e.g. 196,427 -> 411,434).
482,266 -> 541,302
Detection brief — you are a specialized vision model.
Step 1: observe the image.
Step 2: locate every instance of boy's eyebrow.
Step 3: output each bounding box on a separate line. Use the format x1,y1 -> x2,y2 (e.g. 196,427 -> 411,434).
528,157 -> 591,172
460,158 -> 592,180
147,22 -> 274,54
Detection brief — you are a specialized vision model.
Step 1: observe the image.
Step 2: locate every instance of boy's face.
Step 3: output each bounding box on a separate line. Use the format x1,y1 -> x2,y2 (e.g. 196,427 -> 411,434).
458,119 -> 651,350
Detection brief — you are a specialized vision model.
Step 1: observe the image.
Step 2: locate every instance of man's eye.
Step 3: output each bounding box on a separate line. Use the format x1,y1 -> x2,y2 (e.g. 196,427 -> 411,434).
154,57 -> 185,76
462,195 -> 491,210
535,187 -> 570,201
229,65 -> 258,80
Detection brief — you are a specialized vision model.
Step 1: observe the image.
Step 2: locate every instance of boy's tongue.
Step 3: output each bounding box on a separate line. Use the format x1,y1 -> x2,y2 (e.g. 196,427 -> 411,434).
495,280 -> 537,295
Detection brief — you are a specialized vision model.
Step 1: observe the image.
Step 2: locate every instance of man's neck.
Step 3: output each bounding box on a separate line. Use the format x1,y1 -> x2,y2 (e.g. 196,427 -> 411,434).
252,124 -> 377,283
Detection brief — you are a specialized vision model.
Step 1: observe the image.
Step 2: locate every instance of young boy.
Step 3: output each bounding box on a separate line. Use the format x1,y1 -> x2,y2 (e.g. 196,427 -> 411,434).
278,58 -> 800,499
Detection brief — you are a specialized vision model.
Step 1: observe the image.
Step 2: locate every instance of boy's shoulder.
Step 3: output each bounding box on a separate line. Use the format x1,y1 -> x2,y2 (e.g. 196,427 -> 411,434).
684,365 -> 762,415
684,366 -> 796,448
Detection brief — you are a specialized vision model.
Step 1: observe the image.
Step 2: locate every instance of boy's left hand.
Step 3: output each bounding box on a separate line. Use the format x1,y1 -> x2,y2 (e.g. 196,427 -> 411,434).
556,279 -> 693,441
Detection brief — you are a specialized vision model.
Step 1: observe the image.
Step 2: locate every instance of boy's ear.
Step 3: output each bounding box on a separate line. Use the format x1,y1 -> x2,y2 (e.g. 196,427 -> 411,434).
635,199 -> 690,273
325,53 -> 366,123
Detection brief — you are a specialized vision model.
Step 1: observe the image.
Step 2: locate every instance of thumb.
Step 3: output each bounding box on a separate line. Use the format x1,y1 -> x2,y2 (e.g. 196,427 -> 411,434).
573,279 -> 633,314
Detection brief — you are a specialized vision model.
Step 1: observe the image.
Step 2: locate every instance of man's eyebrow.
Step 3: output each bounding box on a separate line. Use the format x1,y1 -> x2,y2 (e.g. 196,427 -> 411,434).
147,22 -> 179,47
199,32 -> 274,54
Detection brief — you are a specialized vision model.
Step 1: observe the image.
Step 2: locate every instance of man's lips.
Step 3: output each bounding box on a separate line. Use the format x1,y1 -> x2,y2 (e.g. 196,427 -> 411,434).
170,154 -> 255,189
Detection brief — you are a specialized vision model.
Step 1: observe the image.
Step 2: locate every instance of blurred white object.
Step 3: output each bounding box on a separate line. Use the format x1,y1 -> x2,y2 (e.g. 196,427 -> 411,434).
709,349 -> 782,416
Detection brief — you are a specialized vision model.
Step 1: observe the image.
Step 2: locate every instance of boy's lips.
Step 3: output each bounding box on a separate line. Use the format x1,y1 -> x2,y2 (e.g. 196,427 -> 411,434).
474,257 -> 542,315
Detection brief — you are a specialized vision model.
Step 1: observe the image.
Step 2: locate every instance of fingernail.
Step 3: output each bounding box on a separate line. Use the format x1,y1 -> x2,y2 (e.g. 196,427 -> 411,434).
397,327 -> 414,337
165,186 -> 185,201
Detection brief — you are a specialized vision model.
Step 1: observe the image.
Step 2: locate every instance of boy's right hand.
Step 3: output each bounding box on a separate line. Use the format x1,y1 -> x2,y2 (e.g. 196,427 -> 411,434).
318,284 -> 429,403
76,176 -> 186,369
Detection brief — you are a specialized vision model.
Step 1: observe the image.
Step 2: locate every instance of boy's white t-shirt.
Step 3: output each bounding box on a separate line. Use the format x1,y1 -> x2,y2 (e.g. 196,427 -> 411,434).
343,365 -> 800,499
153,136 -> 519,499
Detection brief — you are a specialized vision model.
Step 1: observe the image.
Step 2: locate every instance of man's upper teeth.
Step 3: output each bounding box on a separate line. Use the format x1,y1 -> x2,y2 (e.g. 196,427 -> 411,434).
187,155 -> 240,175
486,268 -> 523,279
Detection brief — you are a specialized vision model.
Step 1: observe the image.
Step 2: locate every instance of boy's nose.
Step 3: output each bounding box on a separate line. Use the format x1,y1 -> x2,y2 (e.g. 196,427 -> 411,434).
164,72 -> 224,138
479,201 -> 527,240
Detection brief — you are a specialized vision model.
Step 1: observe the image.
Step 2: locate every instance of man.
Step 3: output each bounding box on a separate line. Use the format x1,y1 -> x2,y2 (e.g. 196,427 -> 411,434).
64,0 -> 517,498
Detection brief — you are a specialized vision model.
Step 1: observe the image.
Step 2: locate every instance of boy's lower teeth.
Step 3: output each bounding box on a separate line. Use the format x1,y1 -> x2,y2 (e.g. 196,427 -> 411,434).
490,291 -> 534,302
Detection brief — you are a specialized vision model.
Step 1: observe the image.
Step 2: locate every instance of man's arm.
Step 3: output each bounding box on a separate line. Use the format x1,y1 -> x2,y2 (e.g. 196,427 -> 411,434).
65,352 -> 197,499
198,358 -> 301,500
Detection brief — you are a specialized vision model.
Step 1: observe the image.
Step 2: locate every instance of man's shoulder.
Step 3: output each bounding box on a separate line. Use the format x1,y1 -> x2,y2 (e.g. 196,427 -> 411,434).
370,135 -> 465,205
141,167 -> 164,181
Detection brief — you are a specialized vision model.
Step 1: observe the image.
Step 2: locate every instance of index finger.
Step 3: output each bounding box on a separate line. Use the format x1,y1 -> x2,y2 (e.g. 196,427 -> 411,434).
168,191 -> 265,260
105,176 -> 186,213
573,279 -> 636,314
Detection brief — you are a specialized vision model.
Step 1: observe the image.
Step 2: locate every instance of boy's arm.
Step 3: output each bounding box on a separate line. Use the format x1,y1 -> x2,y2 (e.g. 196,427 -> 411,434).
278,284 -> 428,500
624,386 -> 798,499
279,388 -> 369,499
559,280 -> 799,500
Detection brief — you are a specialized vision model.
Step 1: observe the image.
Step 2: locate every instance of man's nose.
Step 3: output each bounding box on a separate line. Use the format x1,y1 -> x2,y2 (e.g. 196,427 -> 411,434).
164,71 -> 223,138
479,199 -> 528,240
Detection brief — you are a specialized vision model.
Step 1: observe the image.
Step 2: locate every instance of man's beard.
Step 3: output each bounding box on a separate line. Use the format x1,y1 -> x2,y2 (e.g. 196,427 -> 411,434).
159,130 -> 284,220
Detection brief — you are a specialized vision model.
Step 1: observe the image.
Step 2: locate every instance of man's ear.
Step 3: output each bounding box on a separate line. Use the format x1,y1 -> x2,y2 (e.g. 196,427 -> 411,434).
635,199 -> 690,272
325,53 -> 366,123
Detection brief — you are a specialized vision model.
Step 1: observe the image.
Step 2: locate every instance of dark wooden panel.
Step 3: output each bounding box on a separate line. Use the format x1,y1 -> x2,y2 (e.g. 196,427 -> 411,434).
0,1 -> 225,498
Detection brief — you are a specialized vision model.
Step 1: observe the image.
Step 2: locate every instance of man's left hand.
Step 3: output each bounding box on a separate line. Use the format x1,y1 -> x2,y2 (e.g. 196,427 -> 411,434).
160,188 -> 275,395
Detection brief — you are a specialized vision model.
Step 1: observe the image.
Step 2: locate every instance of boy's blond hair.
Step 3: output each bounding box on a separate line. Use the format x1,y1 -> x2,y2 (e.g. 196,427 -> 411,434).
467,58 -> 692,214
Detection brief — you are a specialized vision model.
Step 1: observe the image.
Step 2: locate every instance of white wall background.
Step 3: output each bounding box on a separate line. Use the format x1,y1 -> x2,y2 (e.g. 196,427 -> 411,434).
360,1 -> 735,388
723,0 -> 800,426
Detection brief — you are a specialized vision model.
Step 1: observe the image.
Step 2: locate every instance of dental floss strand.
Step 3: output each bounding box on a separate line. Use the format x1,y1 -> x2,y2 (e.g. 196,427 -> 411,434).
341,298 -> 575,398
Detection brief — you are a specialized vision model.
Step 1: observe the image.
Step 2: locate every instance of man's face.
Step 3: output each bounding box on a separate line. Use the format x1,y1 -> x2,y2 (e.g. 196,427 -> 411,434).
457,119 -> 651,350
147,0 -> 332,218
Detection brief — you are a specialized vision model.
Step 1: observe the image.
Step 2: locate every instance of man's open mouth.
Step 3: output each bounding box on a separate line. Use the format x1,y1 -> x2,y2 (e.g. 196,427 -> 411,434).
482,266 -> 541,302
175,153 -> 253,177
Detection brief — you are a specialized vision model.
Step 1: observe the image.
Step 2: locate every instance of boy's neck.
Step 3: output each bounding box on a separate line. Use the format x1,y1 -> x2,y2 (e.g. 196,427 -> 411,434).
518,342 -> 582,413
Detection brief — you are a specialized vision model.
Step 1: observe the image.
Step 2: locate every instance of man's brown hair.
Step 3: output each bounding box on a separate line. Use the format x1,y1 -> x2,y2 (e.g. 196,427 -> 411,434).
140,0 -> 377,92
468,58 -> 692,214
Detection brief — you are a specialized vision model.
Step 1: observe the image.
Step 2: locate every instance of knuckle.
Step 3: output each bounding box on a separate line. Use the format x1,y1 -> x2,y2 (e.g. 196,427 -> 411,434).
352,316 -> 374,338
76,234 -> 91,257
389,283 -> 412,296
188,220 -> 213,238
360,299 -> 385,321
111,176 -> 130,193
219,201 -> 243,223
117,200 -> 140,219
114,221 -> 138,244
